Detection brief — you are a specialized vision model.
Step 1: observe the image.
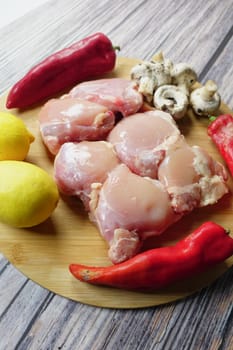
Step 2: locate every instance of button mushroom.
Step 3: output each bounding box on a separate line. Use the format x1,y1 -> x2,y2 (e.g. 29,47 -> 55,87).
153,85 -> 189,120
130,51 -> 172,103
171,63 -> 197,95
190,80 -> 221,116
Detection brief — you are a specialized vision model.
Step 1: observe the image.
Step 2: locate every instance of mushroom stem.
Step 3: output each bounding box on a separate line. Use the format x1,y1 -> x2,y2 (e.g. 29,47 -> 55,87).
200,80 -> 218,101
190,80 -> 221,116
151,51 -> 164,63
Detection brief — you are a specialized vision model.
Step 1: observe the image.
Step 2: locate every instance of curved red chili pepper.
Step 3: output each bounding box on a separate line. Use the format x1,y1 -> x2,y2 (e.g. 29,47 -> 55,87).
69,222 -> 233,291
6,32 -> 117,109
208,114 -> 233,176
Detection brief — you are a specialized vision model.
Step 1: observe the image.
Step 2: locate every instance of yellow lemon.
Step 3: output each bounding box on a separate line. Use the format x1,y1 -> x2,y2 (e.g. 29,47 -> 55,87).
0,111 -> 34,160
0,161 -> 59,228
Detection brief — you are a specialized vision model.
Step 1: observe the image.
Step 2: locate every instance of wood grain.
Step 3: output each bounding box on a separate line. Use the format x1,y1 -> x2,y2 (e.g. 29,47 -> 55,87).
0,0 -> 233,348
0,57 -> 232,309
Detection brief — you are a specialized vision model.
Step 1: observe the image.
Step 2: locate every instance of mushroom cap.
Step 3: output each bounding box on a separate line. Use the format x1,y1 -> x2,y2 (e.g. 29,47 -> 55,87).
130,58 -> 172,102
190,80 -> 221,116
130,62 -> 152,81
153,85 -> 189,120
171,63 -> 197,88
152,60 -> 172,86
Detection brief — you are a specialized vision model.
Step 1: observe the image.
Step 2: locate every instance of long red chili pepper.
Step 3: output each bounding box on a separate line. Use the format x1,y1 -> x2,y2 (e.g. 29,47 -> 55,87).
207,114 -> 233,176
69,222 -> 233,291
6,32 -> 117,109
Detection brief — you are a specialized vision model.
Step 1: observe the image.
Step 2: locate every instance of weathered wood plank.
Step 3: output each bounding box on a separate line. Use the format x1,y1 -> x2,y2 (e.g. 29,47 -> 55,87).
6,270 -> 232,350
0,0 -> 233,349
151,269 -> 233,350
0,0 -> 233,91
0,253 -> 8,271
0,281 -> 51,349
0,260 -> 27,316
14,296 -> 174,350
200,30 -> 233,108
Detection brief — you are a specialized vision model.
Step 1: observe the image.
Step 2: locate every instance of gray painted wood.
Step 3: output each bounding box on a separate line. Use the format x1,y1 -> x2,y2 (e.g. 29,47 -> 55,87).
0,0 -> 233,349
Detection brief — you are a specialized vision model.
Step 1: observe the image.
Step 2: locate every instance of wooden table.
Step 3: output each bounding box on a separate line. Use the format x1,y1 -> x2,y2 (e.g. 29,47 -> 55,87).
0,0 -> 233,349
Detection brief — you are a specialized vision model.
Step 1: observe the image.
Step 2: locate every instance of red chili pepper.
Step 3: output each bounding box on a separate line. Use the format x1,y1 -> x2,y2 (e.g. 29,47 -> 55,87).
6,33 -> 117,109
69,222 -> 233,291
207,114 -> 233,176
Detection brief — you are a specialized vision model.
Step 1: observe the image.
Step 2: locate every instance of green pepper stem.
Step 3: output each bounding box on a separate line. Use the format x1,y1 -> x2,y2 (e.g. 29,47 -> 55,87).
113,45 -> 121,52
208,115 -> 217,122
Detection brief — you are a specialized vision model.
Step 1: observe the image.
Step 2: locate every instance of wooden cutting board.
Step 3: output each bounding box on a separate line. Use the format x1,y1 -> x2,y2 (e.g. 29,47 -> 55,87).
0,57 -> 233,309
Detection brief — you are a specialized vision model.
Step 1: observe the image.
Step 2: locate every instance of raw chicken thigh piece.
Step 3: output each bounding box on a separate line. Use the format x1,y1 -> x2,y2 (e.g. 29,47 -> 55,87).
90,164 -> 181,264
38,97 -> 115,155
108,110 -> 182,178
191,146 -> 228,205
54,141 -> 120,209
68,78 -> 143,117
158,144 -> 228,213
48,93 -> 228,264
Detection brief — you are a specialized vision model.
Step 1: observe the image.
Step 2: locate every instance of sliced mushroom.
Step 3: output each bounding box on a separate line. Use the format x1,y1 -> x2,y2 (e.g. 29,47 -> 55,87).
171,63 -> 197,95
190,80 -> 221,116
153,85 -> 189,120
130,51 -> 172,102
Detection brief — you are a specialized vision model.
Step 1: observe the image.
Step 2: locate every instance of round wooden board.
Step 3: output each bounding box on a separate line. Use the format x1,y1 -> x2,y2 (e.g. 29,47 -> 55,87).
0,57 -> 233,309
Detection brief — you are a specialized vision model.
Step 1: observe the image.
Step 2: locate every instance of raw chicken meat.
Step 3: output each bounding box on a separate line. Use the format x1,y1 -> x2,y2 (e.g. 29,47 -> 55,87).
89,111 -> 228,263
90,148 -> 228,264
108,110 -> 182,178
38,97 -> 115,155
158,143 -> 228,213
52,108 -> 228,264
90,164 -> 181,263
54,141 -> 120,209
68,78 -> 143,117
45,85 -> 228,264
